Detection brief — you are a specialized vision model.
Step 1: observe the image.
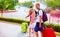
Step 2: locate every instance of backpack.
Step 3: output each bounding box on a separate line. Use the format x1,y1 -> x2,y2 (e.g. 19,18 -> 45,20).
35,9 -> 48,22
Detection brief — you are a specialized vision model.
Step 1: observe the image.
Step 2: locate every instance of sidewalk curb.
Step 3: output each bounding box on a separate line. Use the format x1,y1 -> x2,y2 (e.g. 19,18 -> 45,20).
0,20 -> 20,25
55,32 -> 60,36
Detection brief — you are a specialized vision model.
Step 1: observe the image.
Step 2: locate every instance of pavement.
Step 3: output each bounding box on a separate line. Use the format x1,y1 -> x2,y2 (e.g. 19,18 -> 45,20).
0,21 -> 60,37
0,21 -> 30,37
0,21 -> 42,37
0,21 -> 20,37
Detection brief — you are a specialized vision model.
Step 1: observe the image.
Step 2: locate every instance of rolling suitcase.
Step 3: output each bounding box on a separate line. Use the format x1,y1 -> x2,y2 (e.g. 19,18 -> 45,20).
42,28 -> 56,37
21,23 -> 28,33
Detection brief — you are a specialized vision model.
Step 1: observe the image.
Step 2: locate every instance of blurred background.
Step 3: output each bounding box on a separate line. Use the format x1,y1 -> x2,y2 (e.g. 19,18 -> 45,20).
0,0 -> 60,37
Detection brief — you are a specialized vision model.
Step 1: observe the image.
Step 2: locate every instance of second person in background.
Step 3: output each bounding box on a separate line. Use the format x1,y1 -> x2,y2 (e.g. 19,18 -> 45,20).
26,6 -> 36,37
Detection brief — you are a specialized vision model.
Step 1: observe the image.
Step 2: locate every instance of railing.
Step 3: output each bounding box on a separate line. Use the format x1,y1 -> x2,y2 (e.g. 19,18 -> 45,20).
48,13 -> 60,24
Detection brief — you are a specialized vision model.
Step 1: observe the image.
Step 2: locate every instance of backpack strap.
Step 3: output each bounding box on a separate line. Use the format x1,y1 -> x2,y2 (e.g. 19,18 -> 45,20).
35,9 -> 43,16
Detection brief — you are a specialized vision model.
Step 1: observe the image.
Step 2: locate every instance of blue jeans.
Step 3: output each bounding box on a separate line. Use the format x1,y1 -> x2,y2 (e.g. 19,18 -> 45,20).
34,22 -> 44,32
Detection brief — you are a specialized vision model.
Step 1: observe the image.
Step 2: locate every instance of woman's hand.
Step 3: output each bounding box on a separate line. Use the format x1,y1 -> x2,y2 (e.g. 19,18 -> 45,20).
25,16 -> 27,18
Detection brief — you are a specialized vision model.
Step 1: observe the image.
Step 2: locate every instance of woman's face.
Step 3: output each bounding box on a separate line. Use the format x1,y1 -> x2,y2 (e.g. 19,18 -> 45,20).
30,8 -> 34,13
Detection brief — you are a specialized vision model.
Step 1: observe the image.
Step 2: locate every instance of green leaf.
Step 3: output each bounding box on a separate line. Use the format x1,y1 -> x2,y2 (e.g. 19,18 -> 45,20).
0,0 -> 18,10
46,0 -> 60,8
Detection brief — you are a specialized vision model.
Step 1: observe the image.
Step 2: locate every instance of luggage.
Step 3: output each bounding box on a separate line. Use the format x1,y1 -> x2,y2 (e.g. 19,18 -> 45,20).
42,28 -> 56,37
21,23 -> 28,33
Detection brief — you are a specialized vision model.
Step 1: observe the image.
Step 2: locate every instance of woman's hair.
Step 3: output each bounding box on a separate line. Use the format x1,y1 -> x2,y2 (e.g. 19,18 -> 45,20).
30,5 -> 33,8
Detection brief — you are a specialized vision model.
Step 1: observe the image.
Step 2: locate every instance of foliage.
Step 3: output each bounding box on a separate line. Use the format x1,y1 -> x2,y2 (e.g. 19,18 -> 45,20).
0,17 -> 30,24
0,0 -> 18,10
45,0 -> 60,8
0,0 -> 18,16
44,23 -> 60,32
20,1 -> 33,8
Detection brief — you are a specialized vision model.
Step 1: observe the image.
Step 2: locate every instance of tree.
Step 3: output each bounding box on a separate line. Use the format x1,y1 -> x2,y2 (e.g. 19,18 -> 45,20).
0,0 -> 18,16
20,1 -> 33,8
36,0 -> 40,2
45,0 -> 60,8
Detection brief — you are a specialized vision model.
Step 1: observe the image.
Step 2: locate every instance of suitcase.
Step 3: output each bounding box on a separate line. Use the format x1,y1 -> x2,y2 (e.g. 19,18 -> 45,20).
21,23 -> 28,33
42,28 -> 56,37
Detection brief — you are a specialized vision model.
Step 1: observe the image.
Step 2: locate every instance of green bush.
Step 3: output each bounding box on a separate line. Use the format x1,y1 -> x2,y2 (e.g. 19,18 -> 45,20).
44,23 -> 60,32
46,0 -> 60,8
0,17 -> 30,24
19,1 -> 33,8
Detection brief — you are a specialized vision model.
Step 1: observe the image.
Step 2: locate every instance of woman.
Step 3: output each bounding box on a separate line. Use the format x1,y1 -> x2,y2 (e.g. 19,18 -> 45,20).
26,6 -> 36,37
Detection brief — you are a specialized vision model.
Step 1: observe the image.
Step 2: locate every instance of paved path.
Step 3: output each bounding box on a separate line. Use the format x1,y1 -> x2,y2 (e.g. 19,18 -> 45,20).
0,21 -> 42,37
0,21 -> 29,37
0,21 -> 20,37
0,21 -> 60,37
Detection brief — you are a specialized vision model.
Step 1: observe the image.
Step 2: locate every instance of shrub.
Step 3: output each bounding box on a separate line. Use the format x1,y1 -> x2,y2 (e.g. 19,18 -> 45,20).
44,23 -> 60,32
0,17 -> 30,24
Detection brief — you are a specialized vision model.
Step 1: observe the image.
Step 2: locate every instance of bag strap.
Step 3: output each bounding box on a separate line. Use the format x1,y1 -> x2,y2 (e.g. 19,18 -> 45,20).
36,9 -> 43,17
37,9 -> 43,15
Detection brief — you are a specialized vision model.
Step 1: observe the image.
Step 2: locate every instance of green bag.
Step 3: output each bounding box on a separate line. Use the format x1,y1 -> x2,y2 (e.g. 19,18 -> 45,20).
21,23 -> 28,33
